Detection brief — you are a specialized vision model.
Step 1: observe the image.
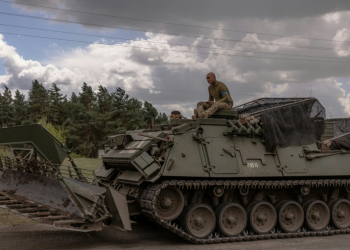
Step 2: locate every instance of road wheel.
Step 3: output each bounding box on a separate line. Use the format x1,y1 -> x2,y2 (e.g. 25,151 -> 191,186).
155,187 -> 184,221
181,204 -> 216,239
329,199 -> 350,229
216,202 -> 247,237
248,201 -> 277,234
277,200 -> 304,233
304,200 -> 330,231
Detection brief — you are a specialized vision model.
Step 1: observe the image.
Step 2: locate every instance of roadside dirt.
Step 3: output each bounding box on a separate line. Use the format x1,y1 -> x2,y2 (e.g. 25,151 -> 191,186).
0,208 -> 37,225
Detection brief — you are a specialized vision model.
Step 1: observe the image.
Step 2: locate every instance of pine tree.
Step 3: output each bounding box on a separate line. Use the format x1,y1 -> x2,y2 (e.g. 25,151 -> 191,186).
0,93 -> 3,127
110,87 -> 145,132
79,82 -> 95,112
155,112 -> 169,124
48,83 -> 66,126
143,101 -> 158,128
62,93 -> 78,124
13,90 -> 29,125
96,86 -> 112,114
64,83 -> 97,157
28,80 -> 49,122
110,87 -> 129,133
125,97 -> 145,130
70,92 -> 79,103
111,87 -> 128,120
59,96 -> 70,124
0,86 -> 14,126
94,85 -> 113,146
62,92 -> 79,149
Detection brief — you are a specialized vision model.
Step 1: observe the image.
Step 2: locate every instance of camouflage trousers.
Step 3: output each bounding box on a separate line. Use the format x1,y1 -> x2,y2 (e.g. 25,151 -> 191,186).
195,101 -> 233,118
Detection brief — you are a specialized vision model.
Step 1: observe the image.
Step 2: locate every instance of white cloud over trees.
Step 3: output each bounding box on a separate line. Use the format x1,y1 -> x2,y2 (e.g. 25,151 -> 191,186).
1,1 -> 350,117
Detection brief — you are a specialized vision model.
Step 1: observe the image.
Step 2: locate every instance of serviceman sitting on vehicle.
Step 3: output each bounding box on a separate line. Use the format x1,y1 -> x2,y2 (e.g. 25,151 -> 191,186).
193,72 -> 233,119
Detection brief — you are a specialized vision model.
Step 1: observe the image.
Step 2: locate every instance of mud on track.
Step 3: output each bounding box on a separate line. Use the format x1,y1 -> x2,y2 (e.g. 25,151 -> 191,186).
1,221 -> 350,250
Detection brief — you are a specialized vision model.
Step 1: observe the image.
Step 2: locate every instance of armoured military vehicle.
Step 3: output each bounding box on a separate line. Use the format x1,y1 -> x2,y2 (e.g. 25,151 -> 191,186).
1,97 -> 350,244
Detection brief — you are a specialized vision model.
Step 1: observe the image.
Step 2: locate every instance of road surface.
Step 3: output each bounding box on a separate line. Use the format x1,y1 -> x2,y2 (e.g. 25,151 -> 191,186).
0,221 -> 349,250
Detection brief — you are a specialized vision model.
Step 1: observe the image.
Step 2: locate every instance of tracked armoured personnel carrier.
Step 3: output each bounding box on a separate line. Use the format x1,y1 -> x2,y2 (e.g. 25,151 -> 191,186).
1,97 -> 350,244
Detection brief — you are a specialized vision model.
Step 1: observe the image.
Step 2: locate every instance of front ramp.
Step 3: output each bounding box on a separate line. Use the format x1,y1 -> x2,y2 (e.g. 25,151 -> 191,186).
0,169 -> 107,232
0,169 -> 79,216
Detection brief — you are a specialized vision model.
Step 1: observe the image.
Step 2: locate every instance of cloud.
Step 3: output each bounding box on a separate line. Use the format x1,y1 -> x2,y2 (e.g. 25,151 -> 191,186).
13,0 -> 350,25
49,43 -> 58,48
10,0 -> 350,48
333,28 -> 350,56
0,34 -> 79,90
3,2 -> 350,118
324,12 -> 342,24
1,29 -> 350,118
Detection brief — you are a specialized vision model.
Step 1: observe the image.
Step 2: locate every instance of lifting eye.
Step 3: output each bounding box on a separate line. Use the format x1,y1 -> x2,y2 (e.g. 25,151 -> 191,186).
192,127 -> 204,141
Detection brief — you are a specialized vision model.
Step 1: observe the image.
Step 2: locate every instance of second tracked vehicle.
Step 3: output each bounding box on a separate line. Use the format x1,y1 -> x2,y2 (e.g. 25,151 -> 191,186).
1,97 -> 350,244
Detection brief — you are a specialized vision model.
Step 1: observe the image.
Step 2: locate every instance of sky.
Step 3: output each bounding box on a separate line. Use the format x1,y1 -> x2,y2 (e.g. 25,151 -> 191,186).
1,0 -> 350,118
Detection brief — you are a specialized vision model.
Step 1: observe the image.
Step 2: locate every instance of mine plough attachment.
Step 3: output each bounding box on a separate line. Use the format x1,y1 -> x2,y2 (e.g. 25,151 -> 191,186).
0,124 -> 113,232
0,158 -> 110,232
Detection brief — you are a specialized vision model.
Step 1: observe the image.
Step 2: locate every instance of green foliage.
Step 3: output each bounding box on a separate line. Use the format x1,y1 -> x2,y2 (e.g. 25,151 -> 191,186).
48,83 -> 67,125
13,90 -> 30,125
143,101 -> 158,128
69,152 -> 84,159
64,83 -> 98,157
156,112 -> 169,124
39,118 -> 66,143
0,80 -> 169,158
0,86 -> 14,126
28,80 -> 49,122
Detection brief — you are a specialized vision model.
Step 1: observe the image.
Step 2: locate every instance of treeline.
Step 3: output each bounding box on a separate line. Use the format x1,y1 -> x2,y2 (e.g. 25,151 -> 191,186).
0,80 -> 168,157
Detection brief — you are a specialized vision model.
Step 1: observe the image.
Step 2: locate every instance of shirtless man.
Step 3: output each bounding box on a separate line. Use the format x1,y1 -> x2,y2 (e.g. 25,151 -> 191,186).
194,72 -> 233,119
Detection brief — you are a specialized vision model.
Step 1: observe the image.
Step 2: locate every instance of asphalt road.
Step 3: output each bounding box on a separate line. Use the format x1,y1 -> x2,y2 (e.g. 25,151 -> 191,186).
1,221 -> 349,250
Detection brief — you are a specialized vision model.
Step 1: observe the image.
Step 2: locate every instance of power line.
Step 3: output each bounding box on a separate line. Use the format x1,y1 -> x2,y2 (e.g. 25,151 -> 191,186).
108,86 -> 347,98
3,78 -> 346,99
2,23 -> 350,62
2,0 -> 350,44
2,11 -> 350,53
2,30 -> 350,63
0,78 -> 270,96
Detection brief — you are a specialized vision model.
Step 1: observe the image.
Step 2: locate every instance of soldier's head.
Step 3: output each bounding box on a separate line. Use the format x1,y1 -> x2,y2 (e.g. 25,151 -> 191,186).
170,110 -> 183,119
206,72 -> 216,85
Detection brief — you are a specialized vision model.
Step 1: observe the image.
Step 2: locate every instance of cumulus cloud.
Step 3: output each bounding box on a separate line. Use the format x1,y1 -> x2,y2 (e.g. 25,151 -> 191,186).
2,2 -> 350,118
9,0 -> 350,48
333,28 -> 350,56
1,29 -> 350,118
0,34 -> 80,90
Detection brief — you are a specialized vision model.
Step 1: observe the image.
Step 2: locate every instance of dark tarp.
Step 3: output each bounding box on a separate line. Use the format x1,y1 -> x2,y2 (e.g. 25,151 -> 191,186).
261,99 -> 325,151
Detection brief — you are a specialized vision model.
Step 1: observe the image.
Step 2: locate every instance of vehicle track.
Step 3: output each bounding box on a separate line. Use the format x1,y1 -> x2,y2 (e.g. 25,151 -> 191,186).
141,179 -> 350,244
